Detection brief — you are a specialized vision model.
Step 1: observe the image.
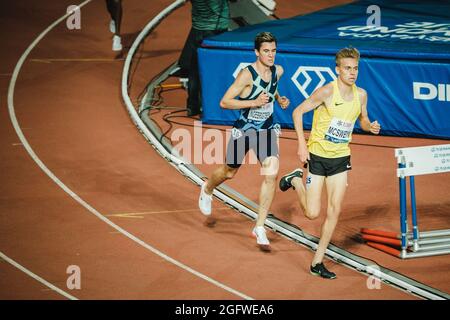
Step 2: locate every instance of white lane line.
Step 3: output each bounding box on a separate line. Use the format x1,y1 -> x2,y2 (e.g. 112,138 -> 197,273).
0,251 -> 77,300
7,0 -> 253,300
107,207 -> 230,218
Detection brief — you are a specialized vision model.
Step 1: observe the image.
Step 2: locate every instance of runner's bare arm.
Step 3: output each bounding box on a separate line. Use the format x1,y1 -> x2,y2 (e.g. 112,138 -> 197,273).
358,88 -> 380,134
293,84 -> 332,162
220,68 -> 269,109
275,64 -> 284,79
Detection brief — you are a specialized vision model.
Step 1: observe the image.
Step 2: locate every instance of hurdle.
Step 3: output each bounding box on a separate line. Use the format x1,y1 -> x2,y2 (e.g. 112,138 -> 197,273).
363,144 -> 450,259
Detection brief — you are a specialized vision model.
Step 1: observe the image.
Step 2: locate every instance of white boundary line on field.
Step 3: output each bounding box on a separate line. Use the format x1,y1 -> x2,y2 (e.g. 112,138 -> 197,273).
7,0 -> 252,300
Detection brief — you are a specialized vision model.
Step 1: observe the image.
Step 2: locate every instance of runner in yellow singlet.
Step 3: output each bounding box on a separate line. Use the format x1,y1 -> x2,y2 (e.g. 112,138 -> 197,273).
279,47 -> 381,279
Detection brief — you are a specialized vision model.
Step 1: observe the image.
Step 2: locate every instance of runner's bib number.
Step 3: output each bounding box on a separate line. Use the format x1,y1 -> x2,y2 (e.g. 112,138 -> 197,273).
324,118 -> 354,143
248,102 -> 273,121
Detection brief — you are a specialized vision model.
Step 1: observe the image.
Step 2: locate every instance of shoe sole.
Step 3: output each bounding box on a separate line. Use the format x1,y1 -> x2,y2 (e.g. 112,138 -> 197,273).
251,232 -> 271,252
199,208 -> 211,216
310,270 -> 336,279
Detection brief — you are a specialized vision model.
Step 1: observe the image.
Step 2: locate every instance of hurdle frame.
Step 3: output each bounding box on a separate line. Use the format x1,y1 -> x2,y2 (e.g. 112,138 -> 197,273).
396,145 -> 450,259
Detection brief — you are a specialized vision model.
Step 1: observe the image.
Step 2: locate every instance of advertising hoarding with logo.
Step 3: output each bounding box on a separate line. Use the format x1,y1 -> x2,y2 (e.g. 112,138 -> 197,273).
198,0 -> 450,139
199,48 -> 450,138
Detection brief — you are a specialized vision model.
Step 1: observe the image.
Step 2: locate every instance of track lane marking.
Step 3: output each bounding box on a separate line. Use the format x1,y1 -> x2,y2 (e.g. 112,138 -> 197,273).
0,251 -> 77,300
7,0 -> 252,300
107,207 -> 230,218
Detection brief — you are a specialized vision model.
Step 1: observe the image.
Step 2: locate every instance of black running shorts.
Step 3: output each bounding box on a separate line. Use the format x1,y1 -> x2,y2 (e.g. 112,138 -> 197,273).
307,152 -> 351,177
225,129 -> 279,169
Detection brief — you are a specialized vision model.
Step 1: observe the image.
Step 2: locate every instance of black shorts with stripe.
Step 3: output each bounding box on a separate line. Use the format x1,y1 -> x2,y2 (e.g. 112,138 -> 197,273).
225,129 -> 278,168
307,152 -> 351,177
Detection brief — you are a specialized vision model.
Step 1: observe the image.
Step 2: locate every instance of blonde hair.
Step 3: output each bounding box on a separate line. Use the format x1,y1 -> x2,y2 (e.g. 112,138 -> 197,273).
335,47 -> 360,66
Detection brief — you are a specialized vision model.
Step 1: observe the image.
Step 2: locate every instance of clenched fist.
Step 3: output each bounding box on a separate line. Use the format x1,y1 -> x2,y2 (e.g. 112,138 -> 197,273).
253,91 -> 270,107
370,120 -> 381,135
277,96 -> 290,109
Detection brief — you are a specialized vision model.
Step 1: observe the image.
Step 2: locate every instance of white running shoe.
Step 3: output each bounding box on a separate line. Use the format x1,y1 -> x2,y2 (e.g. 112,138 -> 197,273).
112,35 -> 122,51
252,226 -> 271,251
198,182 -> 212,216
109,20 -> 116,34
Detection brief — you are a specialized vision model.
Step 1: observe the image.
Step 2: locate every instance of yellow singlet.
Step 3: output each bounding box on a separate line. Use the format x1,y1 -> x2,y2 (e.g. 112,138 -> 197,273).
307,80 -> 361,158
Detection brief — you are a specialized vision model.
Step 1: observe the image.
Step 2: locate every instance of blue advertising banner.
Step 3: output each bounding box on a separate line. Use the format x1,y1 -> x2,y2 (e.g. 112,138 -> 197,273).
198,0 -> 450,139
199,48 -> 450,139
203,0 -> 450,60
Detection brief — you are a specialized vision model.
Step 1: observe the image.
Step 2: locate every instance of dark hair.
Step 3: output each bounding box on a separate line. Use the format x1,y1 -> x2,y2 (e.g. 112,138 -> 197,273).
335,47 -> 360,66
254,32 -> 277,50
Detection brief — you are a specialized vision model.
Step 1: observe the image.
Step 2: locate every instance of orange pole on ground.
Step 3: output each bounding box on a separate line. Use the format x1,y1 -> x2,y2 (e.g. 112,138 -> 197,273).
362,234 -> 402,246
366,242 -> 402,258
158,83 -> 183,89
360,228 -> 399,239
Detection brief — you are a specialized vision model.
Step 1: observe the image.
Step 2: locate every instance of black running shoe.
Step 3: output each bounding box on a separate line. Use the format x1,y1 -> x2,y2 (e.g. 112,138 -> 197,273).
279,168 -> 303,192
310,263 -> 336,279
